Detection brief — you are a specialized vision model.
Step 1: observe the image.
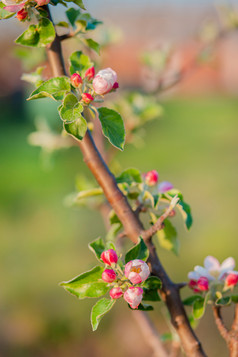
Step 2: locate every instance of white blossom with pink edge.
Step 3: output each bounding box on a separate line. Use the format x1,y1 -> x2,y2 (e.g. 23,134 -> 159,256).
188,255 -> 237,283
93,68 -> 117,95
124,259 -> 150,285
2,0 -> 25,12
124,287 -> 143,309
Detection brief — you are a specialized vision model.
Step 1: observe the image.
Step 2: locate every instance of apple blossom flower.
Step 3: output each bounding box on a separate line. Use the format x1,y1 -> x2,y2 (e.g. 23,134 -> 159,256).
81,93 -> 94,104
102,269 -> 117,283
70,73 -> 82,87
124,287 -> 143,309
93,68 -> 117,95
110,287 -> 123,299
158,181 -> 174,193
144,170 -> 159,186
85,67 -> 95,80
2,0 -> 25,12
124,259 -> 150,285
16,7 -> 27,21
101,249 -> 118,266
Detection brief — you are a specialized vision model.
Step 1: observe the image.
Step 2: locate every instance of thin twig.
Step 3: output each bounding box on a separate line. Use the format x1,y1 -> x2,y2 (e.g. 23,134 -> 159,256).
212,306 -> 230,343
142,196 -> 179,241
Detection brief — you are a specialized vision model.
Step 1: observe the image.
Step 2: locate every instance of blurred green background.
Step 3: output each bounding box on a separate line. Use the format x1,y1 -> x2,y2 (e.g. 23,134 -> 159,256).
1,1 -> 238,356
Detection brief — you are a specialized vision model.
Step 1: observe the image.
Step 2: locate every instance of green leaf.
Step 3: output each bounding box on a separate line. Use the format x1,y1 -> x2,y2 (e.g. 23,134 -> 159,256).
38,18 -> 55,47
109,210 -> 121,225
72,0 -> 86,9
142,276 -> 161,301
27,77 -> 71,101
193,297 -> 205,319
116,168 -> 142,185
60,266 -> 109,299
21,66 -> 45,87
231,295 -> 238,303
58,93 -> 83,123
84,38 -> 100,54
0,2 -> 15,19
98,107 -> 125,151
69,51 -> 93,76
15,25 -> 40,47
56,21 -> 70,28
157,219 -> 179,255
66,7 -> 80,27
64,116 -> 87,141
183,295 -> 203,306
215,297 -> 231,306
125,237 -> 149,263
75,187 -> 103,201
166,191 -> 193,230
89,237 -> 105,261
91,298 -> 116,331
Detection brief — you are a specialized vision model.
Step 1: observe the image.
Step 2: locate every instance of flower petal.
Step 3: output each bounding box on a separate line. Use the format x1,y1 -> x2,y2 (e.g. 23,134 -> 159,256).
204,255 -> 220,271
220,257 -> 235,273
194,265 -> 214,280
188,271 -> 200,280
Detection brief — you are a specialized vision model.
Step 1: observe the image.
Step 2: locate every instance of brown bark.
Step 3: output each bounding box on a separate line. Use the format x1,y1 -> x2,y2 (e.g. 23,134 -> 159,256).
45,7 -> 207,356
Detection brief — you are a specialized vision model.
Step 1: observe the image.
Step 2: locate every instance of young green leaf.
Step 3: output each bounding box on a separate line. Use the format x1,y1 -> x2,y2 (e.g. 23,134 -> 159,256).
142,276 -> 161,301
84,38 -> 100,54
157,219 -> 179,255
97,107 -> 125,151
72,0 -> 86,10
125,237 -> 149,263
58,93 -> 83,123
183,295 -> 203,306
231,295 -> 238,303
60,266 -> 109,299
69,51 -> 93,75
116,168 -> 142,185
128,303 -> 154,311
38,18 -> 56,47
15,25 -> 40,47
64,117 -> 87,141
66,7 -> 80,27
91,298 -> 116,331
215,297 -> 231,306
27,77 -> 71,101
89,237 -> 105,261
193,297 -> 205,319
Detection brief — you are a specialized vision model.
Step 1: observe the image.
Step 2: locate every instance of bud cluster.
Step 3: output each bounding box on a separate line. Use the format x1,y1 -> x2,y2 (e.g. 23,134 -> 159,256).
188,255 -> 238,295
100,249 -> 150,309
2,0 -> 50,22
70,67 -> 119,107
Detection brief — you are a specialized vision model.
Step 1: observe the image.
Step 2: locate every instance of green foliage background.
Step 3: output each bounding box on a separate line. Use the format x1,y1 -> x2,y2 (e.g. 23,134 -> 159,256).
0,95 -> 237,356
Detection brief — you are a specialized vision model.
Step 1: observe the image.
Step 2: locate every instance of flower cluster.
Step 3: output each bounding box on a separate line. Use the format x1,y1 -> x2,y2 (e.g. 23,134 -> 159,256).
144,170 -> 174,193
2,0 -> 50,21
70,67 -> 118,106
100,249 -> 150,309
188,255 -> 238,293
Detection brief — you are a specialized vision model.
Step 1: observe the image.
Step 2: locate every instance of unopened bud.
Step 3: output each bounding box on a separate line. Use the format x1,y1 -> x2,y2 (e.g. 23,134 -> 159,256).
144,170 -> 159,186
16,8 -> 28,21
35,0 -> 50,5
110,287 -> 123,299
85,66 -> 95,80
70,73 -> 83,88
197,277 -> 209,291
102,269 -> 117,283
101,249 -> 118,266
225,272 -> 238,287
124,287 -> 143,309
81,93 -> 94,104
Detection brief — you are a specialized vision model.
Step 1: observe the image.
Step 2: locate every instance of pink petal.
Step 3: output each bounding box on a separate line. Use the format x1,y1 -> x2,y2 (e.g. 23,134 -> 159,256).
204,255 -> 220,271
4,3 -> 24,11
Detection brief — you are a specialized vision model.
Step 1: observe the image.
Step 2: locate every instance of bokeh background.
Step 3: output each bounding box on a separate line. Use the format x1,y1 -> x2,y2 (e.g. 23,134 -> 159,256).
1,0 -> 238,356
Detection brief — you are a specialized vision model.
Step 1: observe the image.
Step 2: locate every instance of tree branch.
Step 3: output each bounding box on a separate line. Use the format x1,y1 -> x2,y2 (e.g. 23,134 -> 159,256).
212,306 -> 230,343
45,6 -> 207,356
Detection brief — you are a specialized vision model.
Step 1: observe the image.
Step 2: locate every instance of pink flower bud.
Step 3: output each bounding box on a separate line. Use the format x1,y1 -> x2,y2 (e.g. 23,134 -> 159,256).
85,67 -> 95,80
188,280 -> 200,293
35,0 -> 50,5
112,82 -> 119,89
110,287 -> 123,299
70,73 -> 83,88
102,269 -> 117,283
225,272 -> 238,287
158,181 -> 174,193
125,259 -> 150,285
124,287 -> 143,309
16,8 -> 27,21
81,93 -> 94,104
101,249 -> 118,266
145,170 -> 159,186
93,68 -> 117,95
197,277 -> 209,291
